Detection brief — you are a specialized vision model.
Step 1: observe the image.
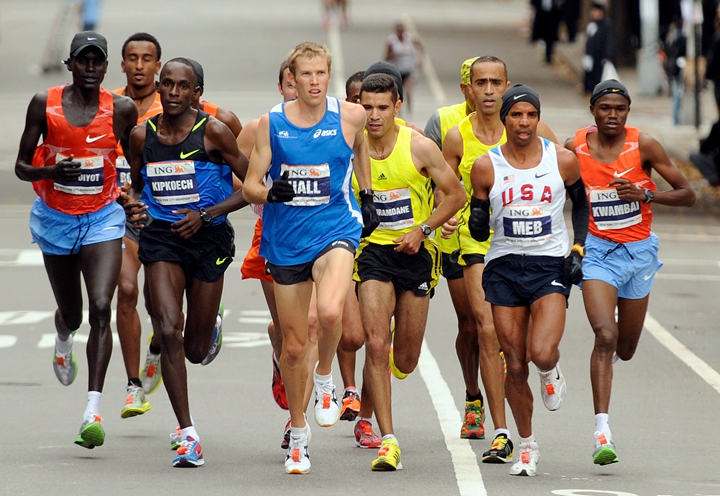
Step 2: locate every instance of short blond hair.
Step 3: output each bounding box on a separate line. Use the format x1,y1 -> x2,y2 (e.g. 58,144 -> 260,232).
287,42 -> 332,76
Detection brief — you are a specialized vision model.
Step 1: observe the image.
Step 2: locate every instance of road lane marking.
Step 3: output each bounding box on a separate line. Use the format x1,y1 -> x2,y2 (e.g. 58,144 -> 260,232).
403,15 -> 446,104
0,336 -> 17,348
418,339 -> 486,496
645,312 -> 720,395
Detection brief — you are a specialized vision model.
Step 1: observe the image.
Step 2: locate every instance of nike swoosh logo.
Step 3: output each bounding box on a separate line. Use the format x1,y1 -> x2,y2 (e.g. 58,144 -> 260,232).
215,257 -> 229,265
180,149 -> 200,159
613,168 -> 634,178
86,134 -> 106,143
643,273 -> 654,280
513,94 -> 527,100
551,280 -> 566,288
535,172 -> 550,178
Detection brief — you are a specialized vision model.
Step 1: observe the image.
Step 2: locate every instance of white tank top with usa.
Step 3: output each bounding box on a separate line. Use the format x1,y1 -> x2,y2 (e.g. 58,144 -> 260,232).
485,137 -> 569,264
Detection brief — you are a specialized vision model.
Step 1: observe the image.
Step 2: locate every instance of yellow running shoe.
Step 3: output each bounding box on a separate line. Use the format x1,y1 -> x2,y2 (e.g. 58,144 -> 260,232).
121,384 -> 151,418
371,438 -> 403,471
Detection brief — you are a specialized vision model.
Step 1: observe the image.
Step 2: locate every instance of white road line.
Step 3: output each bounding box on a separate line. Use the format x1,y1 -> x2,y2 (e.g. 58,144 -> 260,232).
0,336 -> 17,348
403,15 -> 447,105
418,339 -> 486,496
327,15 -> 346,98
645,312 -> 720,395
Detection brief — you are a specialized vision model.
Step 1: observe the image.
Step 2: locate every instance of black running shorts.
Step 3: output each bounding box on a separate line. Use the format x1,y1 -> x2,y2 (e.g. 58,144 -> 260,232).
138,219 -> 235,283
482,254 -> 570,307
266,239 -> 356,286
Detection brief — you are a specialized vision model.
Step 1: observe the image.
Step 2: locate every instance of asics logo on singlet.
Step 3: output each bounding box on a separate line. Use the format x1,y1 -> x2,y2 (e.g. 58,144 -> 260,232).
179,149 -> 200,159
277,131 -> 291,139
313,129 -> 337,138
513,94 -> 527,100
86,134 -> 106,143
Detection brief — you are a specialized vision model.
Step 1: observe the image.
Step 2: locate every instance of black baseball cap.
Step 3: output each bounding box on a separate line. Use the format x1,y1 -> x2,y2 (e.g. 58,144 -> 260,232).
364,61 -> 404,102
70,31 -> 108,58
591,79 -> 631,105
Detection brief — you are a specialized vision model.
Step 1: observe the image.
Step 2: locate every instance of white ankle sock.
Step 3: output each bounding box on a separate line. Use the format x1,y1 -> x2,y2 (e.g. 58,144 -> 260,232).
494,428 -> 511,439
83,391 -> 102,419
595,413 -> 610,435
519,434 -> 535,445
382,434 -> 396,442
290,424 -> 308,438
56,333 -> 73,354
181,425 -> 200,442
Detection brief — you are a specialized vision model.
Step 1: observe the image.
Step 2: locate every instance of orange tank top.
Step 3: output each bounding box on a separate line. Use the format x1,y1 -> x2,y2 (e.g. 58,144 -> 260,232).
32,85 -> 119,215
112,88 -> 163,185
201,100 -> 219,117
574,125 -> 655,243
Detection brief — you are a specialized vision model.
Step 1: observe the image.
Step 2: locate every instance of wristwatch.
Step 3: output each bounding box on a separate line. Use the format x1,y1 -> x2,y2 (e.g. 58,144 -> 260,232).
418,223 -> 432,237
642,189 -> 655,204
199,207 -> 213,226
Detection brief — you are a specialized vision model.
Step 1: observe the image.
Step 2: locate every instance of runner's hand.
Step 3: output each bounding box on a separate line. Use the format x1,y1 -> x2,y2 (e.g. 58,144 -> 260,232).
468,197 -> 490,242
441,216 -> 458,239
393,228 -> 424,254
123,200 -> 149,229
267,171 -> 295,203
171,208 -> 201,239
360,190 -> 379,238
563,250 -> 583,285
52,154 -> 81,181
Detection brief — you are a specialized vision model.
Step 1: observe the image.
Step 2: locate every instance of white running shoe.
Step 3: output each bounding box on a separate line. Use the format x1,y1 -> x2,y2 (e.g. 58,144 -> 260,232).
538,363 -> 566,411
509,441 -> 539,476
284,425 -> 311,474
313,369 -> 340,427
140,339 -> 162,394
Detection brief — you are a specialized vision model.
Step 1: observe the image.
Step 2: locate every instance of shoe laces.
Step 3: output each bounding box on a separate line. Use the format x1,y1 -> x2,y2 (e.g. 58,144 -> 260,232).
491,436 -> 508,451
56,351 -> 72,368
177,436 -> 197,455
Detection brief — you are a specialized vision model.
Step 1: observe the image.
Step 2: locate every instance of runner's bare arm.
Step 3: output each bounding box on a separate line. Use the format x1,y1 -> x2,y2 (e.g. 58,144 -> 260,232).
442,125 -> 463,177
215,107 -> 243,138
346,103 -> 372,191
637,132 -> 696,207
112,93 -> 139,159
558,145 -> 588,246
15,91 -> 81,182
242,113 -> 273,204
128,123 -> 147,200
236,118 -> 259,159
468,154 -> 494,241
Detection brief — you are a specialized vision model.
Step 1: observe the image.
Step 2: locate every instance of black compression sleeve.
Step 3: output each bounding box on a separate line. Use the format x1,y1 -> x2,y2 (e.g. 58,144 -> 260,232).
566,177 -> 589,246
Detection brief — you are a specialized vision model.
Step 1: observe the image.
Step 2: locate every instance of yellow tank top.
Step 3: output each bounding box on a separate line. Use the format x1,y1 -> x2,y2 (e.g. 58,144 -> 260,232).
456,114 -> 506,255
359,126 -> 433,245
439,102 -> 469,148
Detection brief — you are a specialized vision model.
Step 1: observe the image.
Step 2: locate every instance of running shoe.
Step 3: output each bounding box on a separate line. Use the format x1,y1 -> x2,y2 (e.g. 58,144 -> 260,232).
509,441 -> 539,476
313,375 -> 340,427
284,425 -> 311,474
538,363 -> 566,411
74,414 -> 104,449
53,336 -> 78,386
201,303 -> 224,366
389,324 -> 408,380
170,426 -> 182,450
172,435 -> 204,467
371,438 -> 403,471
121,384 -> 151,418
500,349 -> 507,386
354,419 -> 381,449
340,388 -> 361,421
593,431 -> 619,465
140,335 -> 162,394
280,417 -> 291,449
460,399 -> 485,439
272,352 -> 289,410
482,433 -> 514,463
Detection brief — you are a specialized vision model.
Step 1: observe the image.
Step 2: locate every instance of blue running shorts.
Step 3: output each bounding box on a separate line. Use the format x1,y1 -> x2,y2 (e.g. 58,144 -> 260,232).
581,232 -> 663,300
30,198 -> 125,255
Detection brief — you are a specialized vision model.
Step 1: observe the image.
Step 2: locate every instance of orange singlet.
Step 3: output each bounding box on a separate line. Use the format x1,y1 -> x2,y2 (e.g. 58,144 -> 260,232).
31,85 -> 118,215
201,100 -> 219,117
112,88 -> 162,186
574,125 -> 656,244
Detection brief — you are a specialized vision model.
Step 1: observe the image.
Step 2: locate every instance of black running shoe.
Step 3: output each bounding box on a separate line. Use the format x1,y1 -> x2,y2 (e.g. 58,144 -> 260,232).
482,433 -> 514,464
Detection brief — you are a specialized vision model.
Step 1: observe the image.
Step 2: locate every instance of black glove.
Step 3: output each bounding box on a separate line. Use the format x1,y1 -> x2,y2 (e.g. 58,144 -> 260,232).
468,197 -> 490,242
266,171 -> 295,203
359,189 -> 379,238
563,249 -> 584,285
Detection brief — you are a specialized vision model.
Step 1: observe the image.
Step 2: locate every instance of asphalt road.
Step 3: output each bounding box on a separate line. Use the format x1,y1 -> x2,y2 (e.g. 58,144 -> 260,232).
1,1 -> 720,495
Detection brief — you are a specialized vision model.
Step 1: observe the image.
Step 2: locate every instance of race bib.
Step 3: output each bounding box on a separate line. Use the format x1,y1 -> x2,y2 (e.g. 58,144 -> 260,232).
54,153 -> 104,195
590,188 -> 641,230
146,160 -> 200,205
502,204 -> 552,246
116,156 -> 131,186
282,163 -> 330,206
374,187 -> 414,230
